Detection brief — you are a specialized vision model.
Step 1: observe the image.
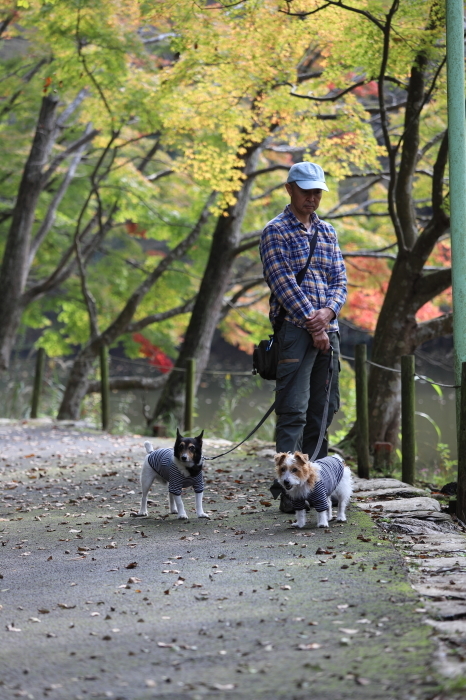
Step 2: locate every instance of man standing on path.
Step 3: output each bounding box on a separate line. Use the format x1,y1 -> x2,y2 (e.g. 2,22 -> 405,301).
260,162 -> 347,460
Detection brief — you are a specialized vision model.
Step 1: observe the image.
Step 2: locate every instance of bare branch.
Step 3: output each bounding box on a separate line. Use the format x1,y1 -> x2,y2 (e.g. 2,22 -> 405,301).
323,176 -> 382,217
297,70 -> 323,83
290,79 -> 365,102
28,124 -> 92,266
75,221 -> 99,339
86,375 -> 167,394
233,235 -> 261,257
417,129 -> 447,164
126,298 -> 196,333
412,130 -> 449,263
220,277 -> 267,320
146,168 -> 173,182
415,312 -> 453,347
413,268 -> 451,308
247,164 -> 290,180
251,181 -> 286,201
137,138 -> 160,175
0,14 -> 13,38
56,89 -> 89,128
41,128 -> 99,187
343,251 -> 397,260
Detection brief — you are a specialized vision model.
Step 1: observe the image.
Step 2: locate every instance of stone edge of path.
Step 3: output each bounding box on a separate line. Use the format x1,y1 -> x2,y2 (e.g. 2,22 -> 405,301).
353,475 -> 466,683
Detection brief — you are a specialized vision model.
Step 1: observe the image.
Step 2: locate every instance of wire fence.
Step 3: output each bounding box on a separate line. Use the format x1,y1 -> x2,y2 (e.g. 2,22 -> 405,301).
109,349 -> 460,387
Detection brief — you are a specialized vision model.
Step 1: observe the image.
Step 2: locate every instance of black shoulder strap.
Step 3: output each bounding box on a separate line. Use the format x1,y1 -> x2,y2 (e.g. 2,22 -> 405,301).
274,228 -> 318,332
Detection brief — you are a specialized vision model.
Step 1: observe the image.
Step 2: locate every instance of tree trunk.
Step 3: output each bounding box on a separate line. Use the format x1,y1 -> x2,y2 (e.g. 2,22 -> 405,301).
57,346 -> 98,420
0,96 -> 59,369
367,252 -> 451,448
152,146 -> 261,426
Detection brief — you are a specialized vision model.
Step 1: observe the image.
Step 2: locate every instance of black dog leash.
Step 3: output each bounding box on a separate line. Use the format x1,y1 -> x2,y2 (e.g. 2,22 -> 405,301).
205,345 -> 334,462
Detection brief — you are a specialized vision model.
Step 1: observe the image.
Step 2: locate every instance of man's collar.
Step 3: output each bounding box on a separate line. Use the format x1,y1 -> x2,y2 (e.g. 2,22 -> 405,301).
284,204 -> 320,229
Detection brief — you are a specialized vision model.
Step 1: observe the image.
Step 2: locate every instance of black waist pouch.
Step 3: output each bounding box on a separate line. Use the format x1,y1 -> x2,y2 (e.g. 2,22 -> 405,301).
252,335 -> 279,381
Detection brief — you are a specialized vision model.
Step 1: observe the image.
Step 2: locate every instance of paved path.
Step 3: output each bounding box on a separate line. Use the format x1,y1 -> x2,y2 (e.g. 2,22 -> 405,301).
0,421 -> 463,699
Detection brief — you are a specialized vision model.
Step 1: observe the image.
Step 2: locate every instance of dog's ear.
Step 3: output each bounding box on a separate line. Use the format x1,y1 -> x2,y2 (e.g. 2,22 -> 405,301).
176,427 -> 182,440
274,452 -> 287,467
294,452 -> 309,466
196,430 -> 204,441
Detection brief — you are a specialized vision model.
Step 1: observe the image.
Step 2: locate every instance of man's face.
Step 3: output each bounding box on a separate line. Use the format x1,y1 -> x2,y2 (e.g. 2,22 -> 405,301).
285,182 -> 323,219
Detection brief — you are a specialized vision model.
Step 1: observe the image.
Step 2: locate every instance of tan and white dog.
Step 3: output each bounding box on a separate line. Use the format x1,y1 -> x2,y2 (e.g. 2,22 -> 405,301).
275,452 -> 352,528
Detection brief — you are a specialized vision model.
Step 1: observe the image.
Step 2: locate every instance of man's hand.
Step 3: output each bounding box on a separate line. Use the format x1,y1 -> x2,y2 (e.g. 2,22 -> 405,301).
311,329 -> 330,352
305,308 -> 335,334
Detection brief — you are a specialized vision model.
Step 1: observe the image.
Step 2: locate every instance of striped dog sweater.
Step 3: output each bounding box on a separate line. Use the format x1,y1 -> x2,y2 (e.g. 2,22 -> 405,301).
147,447 -> 204,496
292,455 -> 344,512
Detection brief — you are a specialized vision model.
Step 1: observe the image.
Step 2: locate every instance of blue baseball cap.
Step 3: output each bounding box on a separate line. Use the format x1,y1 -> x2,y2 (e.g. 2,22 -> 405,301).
287,162 -> 329,191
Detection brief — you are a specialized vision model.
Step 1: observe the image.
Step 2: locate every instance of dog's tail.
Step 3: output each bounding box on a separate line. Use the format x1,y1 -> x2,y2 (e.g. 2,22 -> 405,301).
144,441 -> 153,454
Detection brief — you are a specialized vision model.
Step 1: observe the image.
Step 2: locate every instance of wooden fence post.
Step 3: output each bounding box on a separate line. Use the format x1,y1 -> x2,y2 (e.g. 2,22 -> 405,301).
457,362 -> 466,523
30,348 -> 46,419
355,344 -> 370,479
401,354 -> 416,485
100,345 -> 110,431
184,358 -> 195,434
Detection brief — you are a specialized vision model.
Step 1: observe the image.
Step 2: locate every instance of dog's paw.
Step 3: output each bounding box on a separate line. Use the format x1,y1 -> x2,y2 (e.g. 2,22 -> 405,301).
197,512 -> 210,519
177,514 -> 188,520
131,512 -> 147,518
291,521 -> 303,528
336,516 -> 347,522
317,523 -> 328,528
170,509 -> 178,514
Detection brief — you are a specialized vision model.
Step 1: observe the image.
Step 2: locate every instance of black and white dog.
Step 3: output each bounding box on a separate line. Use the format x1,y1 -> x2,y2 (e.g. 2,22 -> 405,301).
134,429 -> 209,520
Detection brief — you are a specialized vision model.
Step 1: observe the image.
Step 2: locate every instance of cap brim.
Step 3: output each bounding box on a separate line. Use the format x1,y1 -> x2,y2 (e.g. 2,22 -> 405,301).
292,179 -> 329,192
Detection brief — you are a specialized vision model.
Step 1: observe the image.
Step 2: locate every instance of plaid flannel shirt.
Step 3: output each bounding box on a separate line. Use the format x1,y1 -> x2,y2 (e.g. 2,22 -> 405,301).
260,204 -> 347,332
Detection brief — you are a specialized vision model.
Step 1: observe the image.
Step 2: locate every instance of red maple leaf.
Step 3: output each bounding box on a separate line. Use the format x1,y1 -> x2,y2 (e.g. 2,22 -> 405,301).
132,334 -> 173,373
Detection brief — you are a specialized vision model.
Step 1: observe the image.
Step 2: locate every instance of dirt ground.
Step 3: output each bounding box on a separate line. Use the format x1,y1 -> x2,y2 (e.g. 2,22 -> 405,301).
0,420 -> 462,700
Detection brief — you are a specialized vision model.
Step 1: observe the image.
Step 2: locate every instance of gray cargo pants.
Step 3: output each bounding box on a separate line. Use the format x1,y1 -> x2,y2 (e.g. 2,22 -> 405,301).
275,321 -> 340,459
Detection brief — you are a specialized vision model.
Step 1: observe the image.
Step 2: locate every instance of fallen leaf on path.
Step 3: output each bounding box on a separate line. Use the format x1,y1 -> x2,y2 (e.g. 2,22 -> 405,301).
356,677 -> 371,685
297,643 -> 321,650
38,608 -> 50,614
6,623 -> 21,632
339,628 -> 358,635
212,684 -> 235,691
125,562 -> 138,569
57,604 -> 76,609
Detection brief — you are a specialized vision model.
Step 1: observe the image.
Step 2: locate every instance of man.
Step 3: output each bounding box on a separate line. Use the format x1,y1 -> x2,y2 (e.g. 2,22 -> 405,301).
260,161 -> 347,459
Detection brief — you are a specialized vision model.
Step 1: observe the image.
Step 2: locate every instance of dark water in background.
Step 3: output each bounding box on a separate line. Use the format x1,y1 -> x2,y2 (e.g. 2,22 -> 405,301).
1,351 -> 457,481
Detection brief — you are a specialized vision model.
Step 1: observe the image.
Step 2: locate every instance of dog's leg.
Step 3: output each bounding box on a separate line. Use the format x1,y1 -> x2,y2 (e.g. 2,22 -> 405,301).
327,496 -> 333,522
168,492 -> 178,514
291,509 -> 307,529
135,460 -> 156,517
195,492 -> 209,519
334,467 -> 353,523
317,510 -> 329,528
172,494 -> 188,519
